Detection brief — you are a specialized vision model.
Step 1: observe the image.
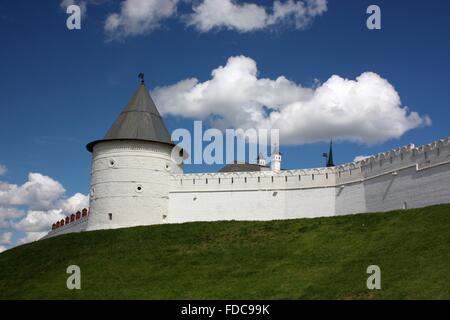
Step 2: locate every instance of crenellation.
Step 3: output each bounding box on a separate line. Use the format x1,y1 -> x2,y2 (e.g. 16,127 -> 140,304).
170,165 -> 339,192
168,137 -> 450,202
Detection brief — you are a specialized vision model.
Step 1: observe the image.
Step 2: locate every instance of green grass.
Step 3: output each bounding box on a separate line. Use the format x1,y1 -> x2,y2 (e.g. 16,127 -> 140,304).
0,204 -> 449,299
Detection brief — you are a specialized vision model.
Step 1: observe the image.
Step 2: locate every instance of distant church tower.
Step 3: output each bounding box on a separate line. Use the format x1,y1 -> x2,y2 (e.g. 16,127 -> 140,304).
85,74 -> 177,231
271,147 -> 282,172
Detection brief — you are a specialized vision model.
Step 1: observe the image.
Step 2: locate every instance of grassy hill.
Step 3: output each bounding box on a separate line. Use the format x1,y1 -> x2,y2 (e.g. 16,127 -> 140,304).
0,204 -> 449,300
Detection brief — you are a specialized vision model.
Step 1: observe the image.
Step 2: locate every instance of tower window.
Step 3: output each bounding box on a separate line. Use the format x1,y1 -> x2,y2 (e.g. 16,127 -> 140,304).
108,213 -> 113,221
108,158 -> 116,168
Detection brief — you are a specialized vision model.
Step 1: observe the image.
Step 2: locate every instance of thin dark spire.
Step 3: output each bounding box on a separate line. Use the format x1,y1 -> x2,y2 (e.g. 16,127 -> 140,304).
323,139 -> 335,167
327,139 -> 335,167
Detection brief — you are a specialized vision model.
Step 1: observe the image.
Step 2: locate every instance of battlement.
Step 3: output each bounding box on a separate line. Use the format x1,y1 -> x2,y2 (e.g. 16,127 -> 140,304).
170,166 -> 338,193
170,136 -> 450,192
43,208 -> 89,239
352,136 -> 450,167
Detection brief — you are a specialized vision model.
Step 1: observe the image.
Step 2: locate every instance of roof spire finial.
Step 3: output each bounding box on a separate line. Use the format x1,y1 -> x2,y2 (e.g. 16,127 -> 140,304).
138,72 -> 145,85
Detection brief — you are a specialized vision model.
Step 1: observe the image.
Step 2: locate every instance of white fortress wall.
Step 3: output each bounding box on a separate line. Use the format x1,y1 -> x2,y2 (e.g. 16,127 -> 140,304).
360,137 -> 450,212
169,137 -> 450,222
334,163 -> 367,216
167,169 -> 337,224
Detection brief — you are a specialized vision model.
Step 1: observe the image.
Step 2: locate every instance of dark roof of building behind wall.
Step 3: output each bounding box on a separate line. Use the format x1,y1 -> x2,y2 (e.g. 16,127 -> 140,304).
218,161 -> 269,173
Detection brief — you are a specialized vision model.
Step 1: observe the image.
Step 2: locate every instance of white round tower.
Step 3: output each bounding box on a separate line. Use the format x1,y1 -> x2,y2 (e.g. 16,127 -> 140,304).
85,75 -> 176,231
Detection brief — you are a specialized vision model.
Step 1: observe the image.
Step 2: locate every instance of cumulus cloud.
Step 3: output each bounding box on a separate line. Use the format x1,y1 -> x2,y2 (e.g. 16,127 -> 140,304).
187,0 -> 327,32
0,232 -> 13,245
12,210 -> 66,233
0,172 -> 88,247
59,193 -> 89,214
0,163 -> 6,176
0,173 -> 65,211
0,245 -> 7,253
10,192 -> 88,244
153,55 -> 431,145
103,0 -> 327,39
0,207 -> 25,228
187,0 -> 267,32
105,0 -> 178,39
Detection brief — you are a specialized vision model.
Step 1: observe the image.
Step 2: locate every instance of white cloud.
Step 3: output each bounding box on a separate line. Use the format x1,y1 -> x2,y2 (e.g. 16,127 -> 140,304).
103,0 -> 327,39
59,193 -> 89,214
0,171 -> 88,247
12,209 -> 65,233
0,245 -> 7,253
187,0 -> 267,32
153,55 -> 431,145
105,0 -> 178,39
187,0 -> 327,32
0,232 -> 13,245
10,194 -> 89,245
0,207 -> 25,228
0,173 -> 65,211
0,163 -> 6,176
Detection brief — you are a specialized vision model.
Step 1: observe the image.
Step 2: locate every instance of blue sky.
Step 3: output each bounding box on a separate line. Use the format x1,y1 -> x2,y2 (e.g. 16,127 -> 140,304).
0,0 -> 449,249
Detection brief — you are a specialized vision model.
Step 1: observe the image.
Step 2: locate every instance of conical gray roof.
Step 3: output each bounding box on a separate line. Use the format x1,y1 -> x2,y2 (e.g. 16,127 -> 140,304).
87,83 -> 173,152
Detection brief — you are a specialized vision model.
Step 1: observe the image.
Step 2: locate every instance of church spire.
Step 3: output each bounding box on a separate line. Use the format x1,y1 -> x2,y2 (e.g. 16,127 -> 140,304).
323,139 -> 335,167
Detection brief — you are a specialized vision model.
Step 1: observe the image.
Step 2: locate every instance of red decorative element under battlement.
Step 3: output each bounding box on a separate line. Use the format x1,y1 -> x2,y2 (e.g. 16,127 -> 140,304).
52,208 -> 89,230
